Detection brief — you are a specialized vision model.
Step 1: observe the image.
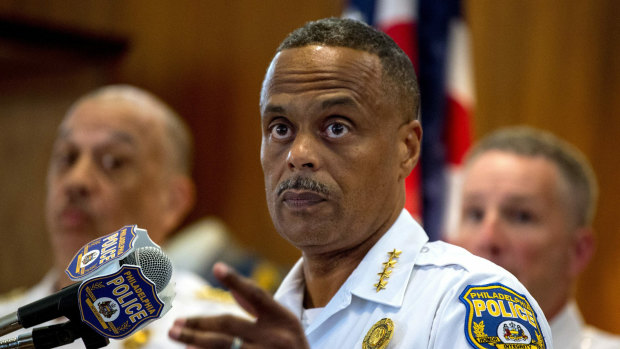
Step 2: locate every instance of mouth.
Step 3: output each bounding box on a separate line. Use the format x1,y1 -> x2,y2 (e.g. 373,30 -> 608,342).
58,207 -> 91,228
281,190 -> 326,209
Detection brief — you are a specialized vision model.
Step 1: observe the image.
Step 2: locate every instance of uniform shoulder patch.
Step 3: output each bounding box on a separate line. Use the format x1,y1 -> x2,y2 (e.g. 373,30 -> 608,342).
459,283 -> 547,349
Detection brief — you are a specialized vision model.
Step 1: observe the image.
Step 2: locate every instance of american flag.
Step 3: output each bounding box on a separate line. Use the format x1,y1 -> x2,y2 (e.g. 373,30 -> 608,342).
343,0 -> 474,240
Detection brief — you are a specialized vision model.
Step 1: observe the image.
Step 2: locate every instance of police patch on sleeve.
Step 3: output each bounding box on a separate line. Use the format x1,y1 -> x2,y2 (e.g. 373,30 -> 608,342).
459,283 -> 547,349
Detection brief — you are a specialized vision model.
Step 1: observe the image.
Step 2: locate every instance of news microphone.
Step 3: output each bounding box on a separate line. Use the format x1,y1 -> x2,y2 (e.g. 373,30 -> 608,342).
0,246 -> 172,339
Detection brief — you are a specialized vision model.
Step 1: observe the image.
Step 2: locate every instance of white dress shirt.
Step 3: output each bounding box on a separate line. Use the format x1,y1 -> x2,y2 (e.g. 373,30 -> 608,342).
551,300 -> 620,349
275,209 -> 554,348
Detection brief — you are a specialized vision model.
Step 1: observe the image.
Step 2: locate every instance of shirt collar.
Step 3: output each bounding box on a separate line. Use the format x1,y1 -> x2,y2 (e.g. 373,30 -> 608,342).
274,209 -> 429,320
550,300 -> 584,339
347,209 -> 428,308
274,258 -> 305,318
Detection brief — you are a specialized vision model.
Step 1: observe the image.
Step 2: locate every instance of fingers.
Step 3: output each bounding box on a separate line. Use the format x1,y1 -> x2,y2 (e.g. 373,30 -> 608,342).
169,313 -> 309,349
171,264 -> 309,349
170,317 -> 262,349
213,262 -> 276,317
168,324 -> 237,348
181,315 -> 255,334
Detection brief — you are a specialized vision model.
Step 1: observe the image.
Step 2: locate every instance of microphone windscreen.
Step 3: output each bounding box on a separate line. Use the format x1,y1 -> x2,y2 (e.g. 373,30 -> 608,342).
121,247 -> 172,292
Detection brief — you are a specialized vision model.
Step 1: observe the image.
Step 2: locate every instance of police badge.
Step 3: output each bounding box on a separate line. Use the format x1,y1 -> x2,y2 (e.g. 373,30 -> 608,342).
459,283 -> 547,349
362,318 -> 394,349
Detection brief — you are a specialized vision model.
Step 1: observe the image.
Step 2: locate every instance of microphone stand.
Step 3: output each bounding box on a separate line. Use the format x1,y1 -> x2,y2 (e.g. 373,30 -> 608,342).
0,313 -> 21,337
0,321 -> 109,349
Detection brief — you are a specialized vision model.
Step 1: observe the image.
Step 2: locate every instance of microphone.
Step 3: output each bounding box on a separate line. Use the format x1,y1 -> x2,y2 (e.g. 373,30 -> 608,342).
0,246 -> 172,339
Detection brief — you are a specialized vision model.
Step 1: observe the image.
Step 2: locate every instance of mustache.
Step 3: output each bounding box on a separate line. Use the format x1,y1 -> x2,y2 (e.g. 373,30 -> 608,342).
277,177 -> 330,197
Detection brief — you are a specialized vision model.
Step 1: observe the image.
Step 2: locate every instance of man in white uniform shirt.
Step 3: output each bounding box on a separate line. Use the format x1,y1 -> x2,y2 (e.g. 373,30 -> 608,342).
452,127 -> 620,348
0,85 -> 245,348
168,18 -> 553,348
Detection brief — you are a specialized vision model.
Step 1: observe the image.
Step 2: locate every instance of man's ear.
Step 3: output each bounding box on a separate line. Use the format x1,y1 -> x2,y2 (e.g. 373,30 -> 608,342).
162,175 -> 196,236
398,119 -> 422,181
569,226 -> 595,278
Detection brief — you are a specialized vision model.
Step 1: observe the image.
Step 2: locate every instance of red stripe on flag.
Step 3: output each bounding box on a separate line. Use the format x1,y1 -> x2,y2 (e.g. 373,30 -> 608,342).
404,165 -> 422,221
379,20 -> 421,220
380,22 -> 419,71
444,95 -> 472,166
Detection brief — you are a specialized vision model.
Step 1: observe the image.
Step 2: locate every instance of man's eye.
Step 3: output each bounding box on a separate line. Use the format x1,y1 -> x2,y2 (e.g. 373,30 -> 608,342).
463,207 -> 484,223
53,149 -> 78,170
506,209 -> 534,224
270,124 -> 293,140
101,153 -> 127,171
325,122 -> 349,138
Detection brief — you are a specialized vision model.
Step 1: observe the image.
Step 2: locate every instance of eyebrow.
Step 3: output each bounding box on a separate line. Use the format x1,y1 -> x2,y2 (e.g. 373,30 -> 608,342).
262,105 -> 285,114
464,193 -> 537,206
320,96 -> 357,110
262,96 -> 358,116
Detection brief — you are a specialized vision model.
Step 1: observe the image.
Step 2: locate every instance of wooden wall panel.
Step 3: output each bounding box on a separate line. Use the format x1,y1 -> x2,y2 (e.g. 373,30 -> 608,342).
0,67 -> 110,291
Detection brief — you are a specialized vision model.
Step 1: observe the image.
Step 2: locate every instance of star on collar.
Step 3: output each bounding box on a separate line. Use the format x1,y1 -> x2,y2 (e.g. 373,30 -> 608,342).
374,249 -> 402,292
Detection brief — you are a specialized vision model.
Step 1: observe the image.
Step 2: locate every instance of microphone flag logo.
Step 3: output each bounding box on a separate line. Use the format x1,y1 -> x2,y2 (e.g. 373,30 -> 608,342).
77,265 -> 164,339
66,225 -> 138,281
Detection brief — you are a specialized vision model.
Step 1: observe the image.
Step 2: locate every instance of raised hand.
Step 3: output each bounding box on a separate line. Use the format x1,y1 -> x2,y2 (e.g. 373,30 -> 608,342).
169,262 -> 310,349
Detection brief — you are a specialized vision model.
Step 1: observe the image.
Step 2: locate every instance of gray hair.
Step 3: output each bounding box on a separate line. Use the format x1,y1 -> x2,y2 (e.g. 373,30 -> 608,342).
467,126 -> 598,227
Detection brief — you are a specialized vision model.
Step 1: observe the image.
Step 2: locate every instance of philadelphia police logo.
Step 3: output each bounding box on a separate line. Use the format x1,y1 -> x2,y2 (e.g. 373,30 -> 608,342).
78,265 -> 164,339
498,320 -> 530,343
459,283 -> 547,349
93,297 -> 120,322
80,250 -> 100,268
67,225 -> 137,281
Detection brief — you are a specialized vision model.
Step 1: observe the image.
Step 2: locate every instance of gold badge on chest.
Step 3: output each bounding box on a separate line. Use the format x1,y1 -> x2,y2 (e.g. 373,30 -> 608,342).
363,318 -> 394,349
374,249 -> 401,292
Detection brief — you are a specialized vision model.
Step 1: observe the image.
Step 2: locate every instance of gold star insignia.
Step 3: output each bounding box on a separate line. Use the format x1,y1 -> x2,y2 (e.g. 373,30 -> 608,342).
378,270 -> 392,278
382,260 -> 396,268
388,249 -> 402,258
374,280 -> 387,292
374,248 -> 403,292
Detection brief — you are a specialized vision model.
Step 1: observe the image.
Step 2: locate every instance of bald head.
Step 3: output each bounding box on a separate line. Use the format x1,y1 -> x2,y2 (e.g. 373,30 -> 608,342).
68,84 -> 193,176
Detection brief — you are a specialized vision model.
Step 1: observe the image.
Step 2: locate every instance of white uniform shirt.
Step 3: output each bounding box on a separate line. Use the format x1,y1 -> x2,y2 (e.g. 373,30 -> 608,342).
275,209 -> 554,348
0,269 -> 247,348
551,300 -> 620,349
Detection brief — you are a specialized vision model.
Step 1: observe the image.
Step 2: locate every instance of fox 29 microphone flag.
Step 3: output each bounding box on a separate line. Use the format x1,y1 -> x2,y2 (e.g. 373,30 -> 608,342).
343,0 -> 474,240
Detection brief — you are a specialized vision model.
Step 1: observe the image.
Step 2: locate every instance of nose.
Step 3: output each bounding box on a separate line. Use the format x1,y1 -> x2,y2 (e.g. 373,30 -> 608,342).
473,213 -> 505,259
287,132 -> 320,171
62,155 -> 98,201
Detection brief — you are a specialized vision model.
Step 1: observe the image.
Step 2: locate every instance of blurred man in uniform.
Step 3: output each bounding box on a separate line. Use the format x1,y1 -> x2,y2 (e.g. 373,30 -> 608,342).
452,126 -> 620,348
0,85 -> 245,348
168,18 -> 553,348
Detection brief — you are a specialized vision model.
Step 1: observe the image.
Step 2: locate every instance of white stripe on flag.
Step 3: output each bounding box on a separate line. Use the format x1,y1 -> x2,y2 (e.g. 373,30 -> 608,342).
375,0 -> 418,26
